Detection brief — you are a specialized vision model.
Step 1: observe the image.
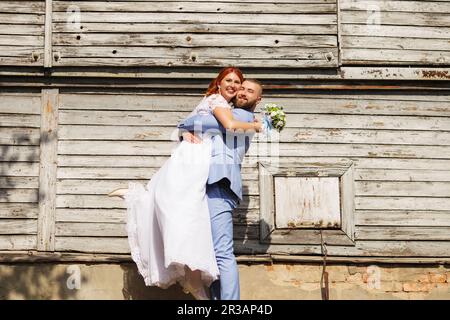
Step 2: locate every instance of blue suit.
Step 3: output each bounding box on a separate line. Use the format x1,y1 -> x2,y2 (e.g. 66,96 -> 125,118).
177,108 -> 255,300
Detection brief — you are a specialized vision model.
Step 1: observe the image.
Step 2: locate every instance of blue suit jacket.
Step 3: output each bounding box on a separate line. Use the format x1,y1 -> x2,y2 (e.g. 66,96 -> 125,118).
177,108 -> 255,201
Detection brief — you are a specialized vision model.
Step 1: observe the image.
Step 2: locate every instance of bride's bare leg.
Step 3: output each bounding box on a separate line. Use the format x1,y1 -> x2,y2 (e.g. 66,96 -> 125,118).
107,188 -> 128,198
184,266 -> 209,300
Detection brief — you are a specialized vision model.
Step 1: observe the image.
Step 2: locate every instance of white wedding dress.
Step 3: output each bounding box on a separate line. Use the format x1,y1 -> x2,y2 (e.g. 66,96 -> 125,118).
124,94 -> 231,292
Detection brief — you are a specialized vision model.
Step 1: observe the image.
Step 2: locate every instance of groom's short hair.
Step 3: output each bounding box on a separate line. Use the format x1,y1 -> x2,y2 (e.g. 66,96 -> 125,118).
244,78 -> 263,96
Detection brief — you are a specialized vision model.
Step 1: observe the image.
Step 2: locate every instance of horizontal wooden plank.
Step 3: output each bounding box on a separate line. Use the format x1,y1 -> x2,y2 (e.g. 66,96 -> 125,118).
339,67 -> 450,81
54,159 -> 450,183
4,78 -> 449,90
0,203 -> 39,219
355,226 -> 450,241
55,207 -> 259,224
60,92 -> 450,103
0,235 -> 36,250
0,13 -> 44,25
54,22 -> 337,35
55,46 -> 338,60
3,251 -> 449,264
59,125 -> 450,146
342,36 -> 450,52
54,237 -> 450,257
52,57 -> 336,68
56,208 -> 126,223
57,155 -> 450,171
57,140 -> 450,159
56,178 -> 259,195
355,210 -> 450,227
57,155 -> 172,167
58,110 -> 450,130
341,11 -> 450,27
55,236 -> 129,253
55,221 -> 257,239
266,229 -> 354,246
59,110 -> 183,126
55,167 -> 183,179
59,94 -> 450,116
56,222 -> 126,237
0,128 -> 40,145
0,95 -> 40,113
356,181 -> 450,197
0,35 -> 44,46
41,67 -> 450,81
55,194 -> 259,210
281,128 -> 450,146
0,47 -> 44,60
356,169 -> 450,182
0,189 -> 38,203
342,49 -> 450,65
0,1 -> 45,14
0,114 -> 40,127
356,196 -> 450,211
0,24 -> 44,35
0,56 -> 42,66
237,240 -> 450,257
59,125 -> 176,141
341,0 -> 450,14
54,1 -> 337,13
56,166 -> 255,181
0,162 -> 39,176
341,24 -> 450,40
0,219 -> 37,235
0,176 -> 38,189
53,12 -> 337,24
54,33 -> 336,48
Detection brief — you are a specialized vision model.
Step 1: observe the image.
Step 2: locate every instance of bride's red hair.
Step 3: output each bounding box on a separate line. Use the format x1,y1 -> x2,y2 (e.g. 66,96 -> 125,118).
205,67 -> 244,97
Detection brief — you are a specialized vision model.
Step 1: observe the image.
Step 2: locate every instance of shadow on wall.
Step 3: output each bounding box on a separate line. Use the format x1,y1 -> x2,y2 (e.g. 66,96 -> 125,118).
0,263 -> 86,300
0,132 -> 56,202
121,263 -> 194,300
233,184 -> 270,255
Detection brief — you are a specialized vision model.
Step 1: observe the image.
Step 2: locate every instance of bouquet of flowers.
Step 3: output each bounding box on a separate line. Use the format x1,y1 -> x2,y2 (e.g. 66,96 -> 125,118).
261,103 -> 286,134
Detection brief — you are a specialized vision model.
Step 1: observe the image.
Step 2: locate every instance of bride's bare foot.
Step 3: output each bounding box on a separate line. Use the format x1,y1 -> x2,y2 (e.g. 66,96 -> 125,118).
108,188 -> 128,198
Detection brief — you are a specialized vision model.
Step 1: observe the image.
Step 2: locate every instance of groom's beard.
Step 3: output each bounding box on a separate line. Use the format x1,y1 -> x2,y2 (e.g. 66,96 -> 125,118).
234,97 -> 256,111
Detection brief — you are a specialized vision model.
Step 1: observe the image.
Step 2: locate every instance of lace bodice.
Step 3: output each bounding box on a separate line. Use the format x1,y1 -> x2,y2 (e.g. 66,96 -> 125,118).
171,94 -> 232,141
191,93 -> 232,116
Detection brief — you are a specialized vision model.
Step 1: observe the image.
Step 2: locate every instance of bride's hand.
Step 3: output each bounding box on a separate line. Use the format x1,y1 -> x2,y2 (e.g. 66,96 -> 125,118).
253,117 -> 262,133
182,131 -> 202,144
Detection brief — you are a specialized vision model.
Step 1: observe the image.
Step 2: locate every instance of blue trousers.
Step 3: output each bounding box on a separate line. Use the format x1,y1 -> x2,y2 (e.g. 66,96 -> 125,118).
206,181 -> 240,300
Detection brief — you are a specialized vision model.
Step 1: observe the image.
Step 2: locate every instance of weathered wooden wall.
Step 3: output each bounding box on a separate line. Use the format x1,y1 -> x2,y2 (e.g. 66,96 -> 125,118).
0,1 -> 45,66
0,0 -> 449,261
2,0 -> 450,68
0,92 -> 41,250
1,89 -> 449,258
0,0 -> 339,68
340,0 -> 450,65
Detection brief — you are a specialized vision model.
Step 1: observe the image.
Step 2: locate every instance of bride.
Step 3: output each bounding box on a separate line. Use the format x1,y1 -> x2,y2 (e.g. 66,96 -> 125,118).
108,67 -> 262,299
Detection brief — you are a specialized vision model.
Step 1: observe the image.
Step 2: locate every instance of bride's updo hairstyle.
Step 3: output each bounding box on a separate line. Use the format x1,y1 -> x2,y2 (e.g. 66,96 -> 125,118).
205,67 -> 244,97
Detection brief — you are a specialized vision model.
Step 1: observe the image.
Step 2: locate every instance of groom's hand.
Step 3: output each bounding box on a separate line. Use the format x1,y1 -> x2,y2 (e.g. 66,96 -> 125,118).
182,131 -> 202,144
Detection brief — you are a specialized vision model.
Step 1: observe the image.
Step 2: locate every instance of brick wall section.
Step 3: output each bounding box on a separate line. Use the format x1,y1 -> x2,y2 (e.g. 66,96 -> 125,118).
240,264 -> 449,300
0,263 -> 448,300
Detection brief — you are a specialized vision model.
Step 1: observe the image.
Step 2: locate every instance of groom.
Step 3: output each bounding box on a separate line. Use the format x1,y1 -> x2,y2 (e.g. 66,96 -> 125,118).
177,79 -> 263,300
